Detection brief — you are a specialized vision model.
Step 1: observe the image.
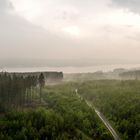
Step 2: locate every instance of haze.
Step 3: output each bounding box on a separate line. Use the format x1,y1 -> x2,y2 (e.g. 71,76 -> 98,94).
1,0 -> 140,68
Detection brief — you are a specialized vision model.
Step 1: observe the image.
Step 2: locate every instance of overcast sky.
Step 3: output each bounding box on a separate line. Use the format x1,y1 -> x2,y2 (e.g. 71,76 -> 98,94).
1,0 -> 140,67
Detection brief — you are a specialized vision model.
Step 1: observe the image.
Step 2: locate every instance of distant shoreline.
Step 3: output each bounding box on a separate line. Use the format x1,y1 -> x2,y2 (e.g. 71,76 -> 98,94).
1,64 -> 140,73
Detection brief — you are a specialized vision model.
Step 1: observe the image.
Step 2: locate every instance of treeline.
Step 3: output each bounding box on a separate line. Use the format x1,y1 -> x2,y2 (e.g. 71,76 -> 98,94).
120,70 -> 140,80
9,71 -> 63,82
0,72 -> 44,111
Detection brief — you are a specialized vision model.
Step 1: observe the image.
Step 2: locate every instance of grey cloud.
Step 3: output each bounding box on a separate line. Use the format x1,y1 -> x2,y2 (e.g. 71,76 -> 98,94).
0,0 -> 59,59
111,0 -> 140,14
0,0 -> 13,12
0,0 -> 88,61
1,0 -> 140,67
59,11 -> 79,21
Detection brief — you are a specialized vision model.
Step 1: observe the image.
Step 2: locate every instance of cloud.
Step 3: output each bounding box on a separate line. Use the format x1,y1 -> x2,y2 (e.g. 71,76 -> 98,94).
0,0 -> 13,12
111,0 -> 140,14
1,0 -> 140,67
0,0 -> 93,61
0,0 -> 59,59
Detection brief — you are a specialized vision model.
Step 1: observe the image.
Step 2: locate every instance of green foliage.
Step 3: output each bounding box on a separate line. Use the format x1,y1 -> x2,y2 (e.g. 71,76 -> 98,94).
1,74 -> 124,140
0,81 -> 113,140
0,108 -> 64,140
0,72 -> 38,111
43,84 -> 113,140
77,80 -> 140,140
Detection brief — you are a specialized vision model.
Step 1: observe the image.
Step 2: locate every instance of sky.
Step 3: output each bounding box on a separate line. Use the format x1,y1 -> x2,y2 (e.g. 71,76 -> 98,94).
1,0 -> 140,67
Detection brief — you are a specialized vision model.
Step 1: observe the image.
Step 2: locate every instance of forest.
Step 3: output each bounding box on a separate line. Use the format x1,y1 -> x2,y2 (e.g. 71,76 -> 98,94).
77,80 -> 140,140
0,72 -> 113,140
0,72 -> 38,111
0,71 -> 140,140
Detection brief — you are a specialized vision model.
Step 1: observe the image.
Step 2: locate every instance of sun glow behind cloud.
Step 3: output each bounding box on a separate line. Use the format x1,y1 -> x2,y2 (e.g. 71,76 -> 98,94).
62,26 -> 81,37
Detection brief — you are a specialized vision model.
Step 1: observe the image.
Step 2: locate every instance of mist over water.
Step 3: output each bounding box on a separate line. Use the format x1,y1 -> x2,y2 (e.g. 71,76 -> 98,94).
2,64 -> 140,73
